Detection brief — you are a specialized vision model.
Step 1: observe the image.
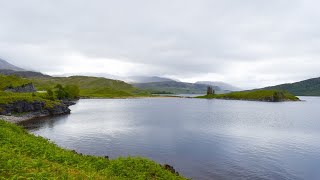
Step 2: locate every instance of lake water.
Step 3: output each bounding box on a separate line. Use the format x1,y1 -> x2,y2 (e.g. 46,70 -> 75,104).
22,97 -> 320,180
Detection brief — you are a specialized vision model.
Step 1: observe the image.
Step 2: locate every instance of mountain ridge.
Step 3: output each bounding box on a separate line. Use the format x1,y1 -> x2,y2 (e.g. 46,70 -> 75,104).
261,77 -> 320,96
0,58 -> 25,71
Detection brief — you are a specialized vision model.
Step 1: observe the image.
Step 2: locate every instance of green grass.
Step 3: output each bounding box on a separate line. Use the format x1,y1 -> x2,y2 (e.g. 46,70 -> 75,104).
0,75 -> 31,90
197,90 -> 300,102
0,91 -> 59,109
0,74 -> 151,98
31,76 -> 150,98
0,120 -> 185,179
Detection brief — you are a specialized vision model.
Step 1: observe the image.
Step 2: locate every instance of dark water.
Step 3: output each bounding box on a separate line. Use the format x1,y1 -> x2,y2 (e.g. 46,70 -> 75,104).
22,97 -> 320,180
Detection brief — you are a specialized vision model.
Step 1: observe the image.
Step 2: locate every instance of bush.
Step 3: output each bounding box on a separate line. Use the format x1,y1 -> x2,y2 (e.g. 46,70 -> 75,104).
64,85 -> 80,99
0,120 -> 186,179
53,84 -> 79,100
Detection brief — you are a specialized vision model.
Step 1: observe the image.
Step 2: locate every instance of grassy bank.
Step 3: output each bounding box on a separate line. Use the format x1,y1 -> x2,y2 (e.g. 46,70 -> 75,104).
0,120 -> 185,179
197,90 -> 300,102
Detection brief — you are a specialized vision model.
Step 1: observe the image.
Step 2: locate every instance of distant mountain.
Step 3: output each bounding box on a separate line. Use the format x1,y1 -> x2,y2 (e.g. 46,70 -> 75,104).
125,76 -> 176,83
0,69 -> 51,78
0,58 -> 24,71
133,81 -> 223,94
0,58 -> 50,78
261,77 -> 320,96
196,81 -> 241,91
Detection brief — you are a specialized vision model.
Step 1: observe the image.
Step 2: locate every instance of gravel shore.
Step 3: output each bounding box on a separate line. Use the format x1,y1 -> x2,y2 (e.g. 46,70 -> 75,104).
0,113 -> 49,124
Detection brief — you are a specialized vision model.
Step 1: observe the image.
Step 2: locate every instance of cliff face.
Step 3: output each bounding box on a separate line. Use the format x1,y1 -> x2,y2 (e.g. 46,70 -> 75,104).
0,100 -> 71,116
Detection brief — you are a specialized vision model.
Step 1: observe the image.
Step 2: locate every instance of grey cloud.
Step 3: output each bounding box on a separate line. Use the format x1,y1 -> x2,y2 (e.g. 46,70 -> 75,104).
0,0 -> 320,88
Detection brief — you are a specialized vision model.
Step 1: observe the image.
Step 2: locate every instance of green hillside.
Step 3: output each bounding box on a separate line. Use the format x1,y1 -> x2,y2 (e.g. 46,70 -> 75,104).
31,76 -> 149,98
262,77 -> 320,96
0,75 -> 31,90
0,75 -> 58,109
193,76 -> 320,97
197,90 -> 299,102
0,75 -> 149,98
0,120 -> 185,179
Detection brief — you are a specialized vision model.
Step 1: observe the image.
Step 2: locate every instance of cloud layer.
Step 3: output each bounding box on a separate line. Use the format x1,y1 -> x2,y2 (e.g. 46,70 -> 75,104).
0,0 -> 319,88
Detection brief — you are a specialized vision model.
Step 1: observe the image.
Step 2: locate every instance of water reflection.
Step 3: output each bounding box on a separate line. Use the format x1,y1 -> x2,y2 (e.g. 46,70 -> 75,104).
22,97 -> 320,180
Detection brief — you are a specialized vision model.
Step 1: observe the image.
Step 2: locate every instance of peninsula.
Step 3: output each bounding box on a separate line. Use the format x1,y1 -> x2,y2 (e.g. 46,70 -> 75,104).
197,89 -> 300,102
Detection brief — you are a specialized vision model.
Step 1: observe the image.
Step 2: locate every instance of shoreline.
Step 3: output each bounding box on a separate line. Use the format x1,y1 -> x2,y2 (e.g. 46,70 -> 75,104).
0,96 -> 188,124
0,100 -> 76,124
0,120 -> 185,179
0,113 -> 50,124
1,94 -> 302,124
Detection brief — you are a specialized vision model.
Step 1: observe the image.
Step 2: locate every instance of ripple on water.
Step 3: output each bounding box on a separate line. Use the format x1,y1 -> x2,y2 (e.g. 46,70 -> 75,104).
22,97 -> 320,180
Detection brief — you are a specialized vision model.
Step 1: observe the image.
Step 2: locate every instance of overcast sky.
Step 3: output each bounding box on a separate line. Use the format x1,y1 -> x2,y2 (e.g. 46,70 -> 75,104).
0,0 -> 319,88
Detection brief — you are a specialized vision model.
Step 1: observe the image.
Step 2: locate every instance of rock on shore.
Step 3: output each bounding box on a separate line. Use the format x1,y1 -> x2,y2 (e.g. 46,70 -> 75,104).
0,100 -> 75,123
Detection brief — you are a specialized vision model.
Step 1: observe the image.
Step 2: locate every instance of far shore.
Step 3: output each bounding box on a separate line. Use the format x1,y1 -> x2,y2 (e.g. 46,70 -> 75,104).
80,95 -> 188,99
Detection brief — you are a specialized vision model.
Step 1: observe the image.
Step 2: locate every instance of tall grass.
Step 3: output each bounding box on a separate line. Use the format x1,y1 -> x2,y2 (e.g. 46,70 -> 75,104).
0,75 -> 31,90
0,120 -> 185,179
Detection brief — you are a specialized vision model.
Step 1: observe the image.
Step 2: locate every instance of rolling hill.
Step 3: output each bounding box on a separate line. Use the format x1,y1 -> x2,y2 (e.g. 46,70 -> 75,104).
0,74 -> 149,98
262,77 -> 320,96
31,76 -> 149,98
0,58 -> 147,98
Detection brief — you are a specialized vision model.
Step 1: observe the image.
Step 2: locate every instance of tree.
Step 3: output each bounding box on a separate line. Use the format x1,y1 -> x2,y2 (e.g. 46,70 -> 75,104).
47,89 -> 55,100
64,85 -> 80,99
54,84 -> 67,99
52,84 -> 80,100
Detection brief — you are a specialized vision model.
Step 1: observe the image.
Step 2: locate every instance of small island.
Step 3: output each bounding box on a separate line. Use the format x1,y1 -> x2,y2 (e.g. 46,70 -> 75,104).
197,88 -> 300,102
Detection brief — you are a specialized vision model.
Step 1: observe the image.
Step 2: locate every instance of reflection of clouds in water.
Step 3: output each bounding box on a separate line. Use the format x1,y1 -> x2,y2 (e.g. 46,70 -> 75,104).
225,126 -> 320,149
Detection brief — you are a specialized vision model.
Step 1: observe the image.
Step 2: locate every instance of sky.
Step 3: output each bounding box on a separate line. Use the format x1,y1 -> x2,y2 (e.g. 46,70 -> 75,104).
0,0 -> 320,89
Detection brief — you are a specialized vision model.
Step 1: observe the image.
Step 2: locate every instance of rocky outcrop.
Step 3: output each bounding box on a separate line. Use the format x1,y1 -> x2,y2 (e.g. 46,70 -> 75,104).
5,83 -> 36,93
260,92 -> 286,102
0,100 -> 72,116
49,104 -> 71,115
162,164 -> 179,176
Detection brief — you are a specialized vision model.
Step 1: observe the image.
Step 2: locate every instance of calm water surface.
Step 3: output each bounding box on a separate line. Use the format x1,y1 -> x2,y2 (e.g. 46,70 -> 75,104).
22,97 -> 320,179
